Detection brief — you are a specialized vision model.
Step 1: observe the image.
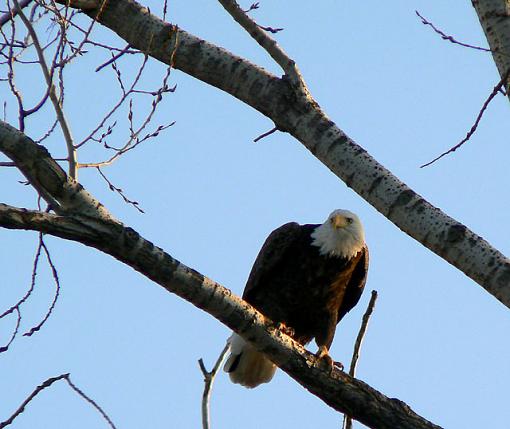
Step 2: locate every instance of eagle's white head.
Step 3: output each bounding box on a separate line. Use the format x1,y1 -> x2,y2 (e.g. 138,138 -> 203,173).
311,209 -> 365,259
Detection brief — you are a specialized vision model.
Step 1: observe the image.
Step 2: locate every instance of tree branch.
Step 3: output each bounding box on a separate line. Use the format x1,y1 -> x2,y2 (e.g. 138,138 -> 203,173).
0,201 -> 442,429
0,125 -> 440,428
56,0 -> 510,309
471,0 -> 510,96
0,120 -> 113,219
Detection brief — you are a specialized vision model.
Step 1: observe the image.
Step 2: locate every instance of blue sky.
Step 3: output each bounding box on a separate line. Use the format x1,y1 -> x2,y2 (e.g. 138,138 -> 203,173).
1,1 -> 510,428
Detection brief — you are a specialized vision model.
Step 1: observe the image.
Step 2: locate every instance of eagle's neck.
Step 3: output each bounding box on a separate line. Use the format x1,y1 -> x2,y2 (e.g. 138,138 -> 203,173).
310,223 -> 364,259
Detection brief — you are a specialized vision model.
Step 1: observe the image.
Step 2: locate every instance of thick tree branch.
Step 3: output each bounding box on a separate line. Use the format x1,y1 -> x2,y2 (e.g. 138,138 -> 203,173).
471,0 -> 510,96
0,202 -> 441,429
0,121 -> 113,219
57,0 -> 510,309
0,126 -> 440,429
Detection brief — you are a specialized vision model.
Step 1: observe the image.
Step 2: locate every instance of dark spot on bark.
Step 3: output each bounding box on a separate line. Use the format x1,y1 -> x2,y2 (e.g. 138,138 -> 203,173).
446,224 -> 466,243
496,265 -> 510,288
353,146 -> 367,156
231,58 -> 242,73
322,139 -> 335,157
187,41 -> 204,71
488,257 -> 495,267
411,198 -> 426,214
124,227 -> 140,247
468,237 -> 477,248
345,172 -> 356,188
368,176 -> 383,195
388,189 -> 415,216
249,79 -> 263,97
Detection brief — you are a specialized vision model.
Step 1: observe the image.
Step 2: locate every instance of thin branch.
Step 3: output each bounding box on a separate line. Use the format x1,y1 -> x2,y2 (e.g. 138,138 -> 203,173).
0,0 -> 32,28
23,236 -> 61,336
0,373 -> 69,429
0,307 -> 21,353
64,375 -> 118,429
198,343 -> 230,429
0,373 -> 117,429
0,233 -> 43,352
342,290 -> 378,429
217,0 -> 307,94
96,167 -> 145,213
416,10 -> 490,52
95,43 -> 132,72
243,2 -> 259,14
12,0 -> 78,179
253,126 -> 277,142
421,70 -> 510,168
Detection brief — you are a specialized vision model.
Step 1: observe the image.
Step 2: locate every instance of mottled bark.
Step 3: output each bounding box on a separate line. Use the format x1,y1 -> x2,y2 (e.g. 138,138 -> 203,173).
62,0 -> 510,308
0,121 -> 112,219
472,0 -> 510,94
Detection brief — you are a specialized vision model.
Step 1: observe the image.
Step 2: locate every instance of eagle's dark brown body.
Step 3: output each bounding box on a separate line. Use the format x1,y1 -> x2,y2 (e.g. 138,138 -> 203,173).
243,222 -> 368,350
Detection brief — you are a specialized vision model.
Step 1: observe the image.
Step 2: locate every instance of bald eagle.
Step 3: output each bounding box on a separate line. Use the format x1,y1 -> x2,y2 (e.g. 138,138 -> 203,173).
223,209 -> 369,388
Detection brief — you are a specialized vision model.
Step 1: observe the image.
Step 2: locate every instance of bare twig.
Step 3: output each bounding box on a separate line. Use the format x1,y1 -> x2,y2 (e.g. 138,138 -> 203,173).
257,25 -> 283,34
12,0 -> 78,178
96,167 -> 145,213
253,125 -> 278,142
198,343 -> 230,429
0,233 -> 43,352
162,0 -> 168,21
0,0 -> 32,29
421,69 -> 510,168
217,0 -> 307,94
0,373 -> 69,428
23,237 -> 61,336
0,373 -> 117,429
64,375 -> 118,429
243,2 -> 259,13
95,43 -> 132,72
342,290 -> 378,429
416,10 -> 490,52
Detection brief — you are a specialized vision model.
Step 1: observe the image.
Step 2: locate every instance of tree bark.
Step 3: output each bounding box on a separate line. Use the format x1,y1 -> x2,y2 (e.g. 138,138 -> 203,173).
63,0 -> 510,308
472,0 -> 510,94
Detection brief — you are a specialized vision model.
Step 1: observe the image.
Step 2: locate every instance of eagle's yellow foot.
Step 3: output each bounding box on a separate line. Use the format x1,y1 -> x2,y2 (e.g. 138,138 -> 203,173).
274,321 -> 295,337
315,345 -> 334,372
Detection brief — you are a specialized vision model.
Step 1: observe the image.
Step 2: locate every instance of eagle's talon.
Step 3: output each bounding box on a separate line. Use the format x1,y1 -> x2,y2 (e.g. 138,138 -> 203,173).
333,360 -> 344,371
315,345 -> 334,372
275,321 -> 295,337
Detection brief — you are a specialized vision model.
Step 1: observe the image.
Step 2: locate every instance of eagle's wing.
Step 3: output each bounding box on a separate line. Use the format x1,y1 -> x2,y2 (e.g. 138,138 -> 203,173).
337,244 -> 369,322
242,222 -> 303,300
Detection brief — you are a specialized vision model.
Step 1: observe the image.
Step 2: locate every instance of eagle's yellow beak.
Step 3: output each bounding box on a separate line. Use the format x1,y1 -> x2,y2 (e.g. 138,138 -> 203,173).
330,214 -> 349,229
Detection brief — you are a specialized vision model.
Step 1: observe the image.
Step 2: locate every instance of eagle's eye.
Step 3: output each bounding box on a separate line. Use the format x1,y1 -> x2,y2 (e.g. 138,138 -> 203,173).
346,217 -> 353,224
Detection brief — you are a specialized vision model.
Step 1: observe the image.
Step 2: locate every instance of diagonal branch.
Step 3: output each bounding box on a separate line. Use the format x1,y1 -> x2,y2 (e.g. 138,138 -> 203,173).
0,120 -> 113,219
0,202 -> 442,429
57,0 -> 510,310
0,125 -> 440,429
217,0 -> 308,94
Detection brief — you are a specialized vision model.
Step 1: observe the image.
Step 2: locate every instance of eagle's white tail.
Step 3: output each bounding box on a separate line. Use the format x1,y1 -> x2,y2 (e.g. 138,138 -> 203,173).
223,334 -> 276,388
